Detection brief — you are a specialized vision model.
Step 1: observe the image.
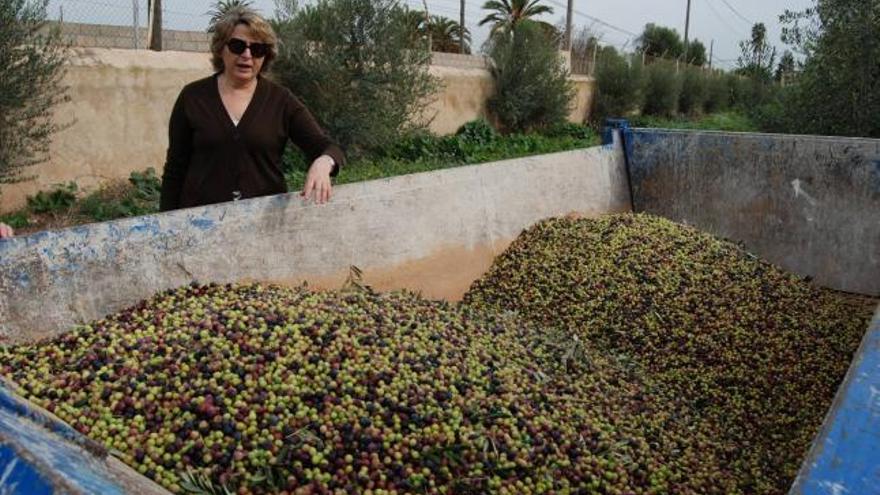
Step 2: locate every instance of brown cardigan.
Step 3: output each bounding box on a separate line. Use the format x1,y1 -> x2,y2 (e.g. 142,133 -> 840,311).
159,73 -> 345,211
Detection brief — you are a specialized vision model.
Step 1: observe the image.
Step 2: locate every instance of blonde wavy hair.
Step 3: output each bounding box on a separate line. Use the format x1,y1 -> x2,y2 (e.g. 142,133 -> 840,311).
210,6 -> 279,74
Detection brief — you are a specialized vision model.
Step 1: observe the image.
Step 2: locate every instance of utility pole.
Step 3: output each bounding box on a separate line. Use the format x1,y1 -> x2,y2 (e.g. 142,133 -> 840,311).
133,0 -> 139,50
460,0 -> 466,53
147,0 -> 161,51
708,39 -> 714,70
564,0 -> 574,51
591,42 -> 598,76
683,0 -> 691,63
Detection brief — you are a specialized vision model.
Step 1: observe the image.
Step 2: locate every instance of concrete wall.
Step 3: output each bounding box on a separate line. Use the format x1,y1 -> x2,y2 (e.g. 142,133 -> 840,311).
0,48 -> 594,212
56,23 -> 492,68
57,22 -> 210,52
0,141 -> 630,344
627,129 -> 880,296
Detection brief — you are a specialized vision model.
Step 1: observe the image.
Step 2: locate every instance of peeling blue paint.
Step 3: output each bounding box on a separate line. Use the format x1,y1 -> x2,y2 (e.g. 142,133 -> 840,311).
128,220 -> 160,235
190,218 -> 215,231
0,384 -> 130,495
12,271 -> 30,289
0,385 -> 87,446
0,445 -> 55,495
25,231 -> 51,247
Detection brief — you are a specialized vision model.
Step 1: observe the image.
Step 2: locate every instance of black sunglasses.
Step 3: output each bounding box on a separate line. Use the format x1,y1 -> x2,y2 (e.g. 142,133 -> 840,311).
226,38 -> 271,58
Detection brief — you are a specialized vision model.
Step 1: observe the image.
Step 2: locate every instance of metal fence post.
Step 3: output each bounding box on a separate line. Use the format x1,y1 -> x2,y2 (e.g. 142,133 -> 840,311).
591,43 -> 598,76
133,0 -> 139,49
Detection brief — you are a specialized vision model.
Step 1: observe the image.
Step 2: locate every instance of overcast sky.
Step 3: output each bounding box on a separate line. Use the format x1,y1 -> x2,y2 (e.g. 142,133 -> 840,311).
48,0 -> 814,70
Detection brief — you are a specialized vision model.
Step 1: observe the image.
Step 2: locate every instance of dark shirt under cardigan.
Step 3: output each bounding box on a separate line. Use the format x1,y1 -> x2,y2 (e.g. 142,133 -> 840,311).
159,73 -> 345,211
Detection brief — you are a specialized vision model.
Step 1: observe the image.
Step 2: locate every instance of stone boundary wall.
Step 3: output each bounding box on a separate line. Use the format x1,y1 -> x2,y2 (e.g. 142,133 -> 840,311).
56,22 -> 210,52
55,22 -> 492,70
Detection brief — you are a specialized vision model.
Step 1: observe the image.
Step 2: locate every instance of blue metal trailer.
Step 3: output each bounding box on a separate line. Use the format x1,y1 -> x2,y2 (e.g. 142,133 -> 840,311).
1,124 -> 878,494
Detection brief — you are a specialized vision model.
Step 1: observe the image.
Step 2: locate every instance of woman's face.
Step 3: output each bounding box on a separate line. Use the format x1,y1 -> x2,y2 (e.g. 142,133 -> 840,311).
222,24 -> 267,84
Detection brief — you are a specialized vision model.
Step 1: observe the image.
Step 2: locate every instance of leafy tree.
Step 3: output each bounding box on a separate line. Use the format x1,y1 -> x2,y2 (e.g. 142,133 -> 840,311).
736,23 -> 777,82
637,23 -> 684,60
687,39 -> 707,66
779,5 -> 820,57
679,66 -> 707,115
778,0 -> 879,137
641,60 -> 680,117
0,0 -> 69,190
271,0 -> 440,156
775,50 -> 796,83
592,47 -> 643,123
479,0 -> 553,34
485,20 -> 574,132
704,72 -> 730,113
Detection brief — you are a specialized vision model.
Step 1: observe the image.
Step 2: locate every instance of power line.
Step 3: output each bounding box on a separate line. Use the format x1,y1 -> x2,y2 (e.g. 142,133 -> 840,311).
703,0 -> 748,39
544,0 -> 638,38
716,0 -> 752,26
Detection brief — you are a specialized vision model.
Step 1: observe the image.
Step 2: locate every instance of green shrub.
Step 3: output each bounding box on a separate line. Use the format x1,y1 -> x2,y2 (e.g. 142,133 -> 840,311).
631,111 -> 758,132
704,74 -> 730,113
741,77 -> 777,110
543,122 -> 593,140
726,73 -> 750,109
281,147 -> 309,175
641,60 -> 680,117
592,48 -> 643,124
777,0 -> 879,137
380,132 -> 465,163
0,211 -> 29,229
678,67 -> 707,116
455,119 -> 499,146
272,0 -> 440,157
26,182 -> 77,214
485,20 -> 574,133
0,0 -> 69,191
375,120 -> 594,166
283,121 -> 597,192
77,169 -> 160,221
748,87 -> 795,134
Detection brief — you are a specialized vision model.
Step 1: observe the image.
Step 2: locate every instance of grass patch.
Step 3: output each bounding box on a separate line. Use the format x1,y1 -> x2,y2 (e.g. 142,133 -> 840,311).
76,169 -> 161,222
286,122 -> 598,191
631,111 -> 758,132
0,210 -> 30,230
2,169 -> 162,235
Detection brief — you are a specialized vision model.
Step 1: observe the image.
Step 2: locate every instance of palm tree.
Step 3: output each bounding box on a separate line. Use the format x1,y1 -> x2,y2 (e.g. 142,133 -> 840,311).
428,16 -> 471,54
207,0 -> 254,32
478,0 -> 554,33
400,7 -> 430,50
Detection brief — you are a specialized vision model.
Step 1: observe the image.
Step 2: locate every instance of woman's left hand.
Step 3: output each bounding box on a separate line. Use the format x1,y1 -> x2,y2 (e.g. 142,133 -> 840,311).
301,155 -> 335,204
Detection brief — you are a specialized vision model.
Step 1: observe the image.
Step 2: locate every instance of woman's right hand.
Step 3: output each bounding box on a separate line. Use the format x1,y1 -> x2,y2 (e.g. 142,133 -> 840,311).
301,155 -> 336,205
0,223 -> 14,239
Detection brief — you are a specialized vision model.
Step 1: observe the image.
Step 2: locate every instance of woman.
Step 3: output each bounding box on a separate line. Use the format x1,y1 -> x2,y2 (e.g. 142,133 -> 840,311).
159,7 -> 345,211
